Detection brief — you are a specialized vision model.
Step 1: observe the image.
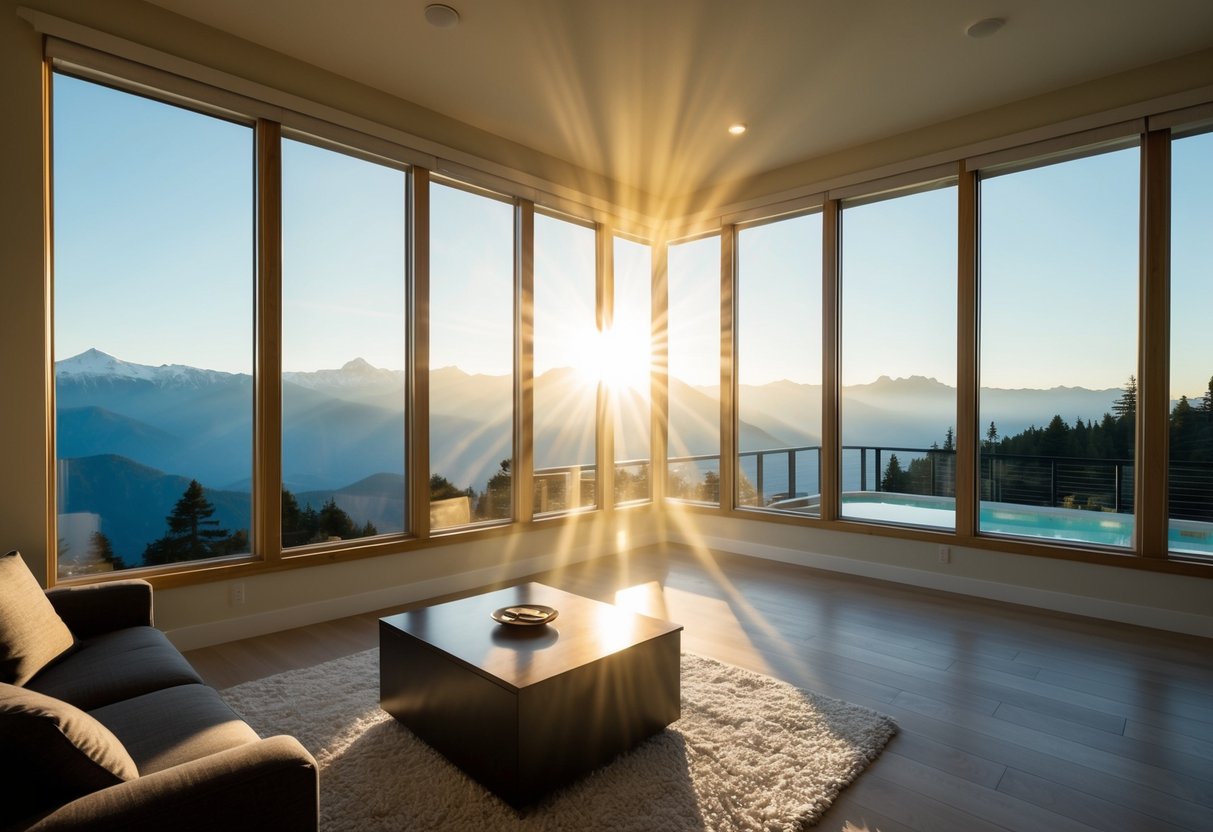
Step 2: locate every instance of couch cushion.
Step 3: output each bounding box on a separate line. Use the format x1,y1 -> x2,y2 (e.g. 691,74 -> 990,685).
0,682 -> 138,825
0,549 -> 75,685
90,683 -> 260,775
26,626 -> 202,711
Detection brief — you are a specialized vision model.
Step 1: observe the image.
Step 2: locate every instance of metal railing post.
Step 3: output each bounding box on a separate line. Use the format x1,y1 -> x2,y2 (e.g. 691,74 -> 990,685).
1049,458 -> 1057,507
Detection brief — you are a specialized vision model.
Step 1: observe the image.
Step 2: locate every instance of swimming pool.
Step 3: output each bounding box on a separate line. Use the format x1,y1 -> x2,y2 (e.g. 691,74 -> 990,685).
772,491 -> 1213,556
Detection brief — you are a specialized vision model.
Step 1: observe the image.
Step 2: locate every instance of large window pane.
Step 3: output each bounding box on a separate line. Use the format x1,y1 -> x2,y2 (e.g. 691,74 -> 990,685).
612,237 -> 652,504
736,213 -> 822,514
1169,129 -> 1213,558
281,139 -> 406,546
979,146 -> 1139,547
53,74 -> 253,576
430,182 -> 514,528
667,235 -> 721,504
840,185 -> 957,529
533,212 -> 597,515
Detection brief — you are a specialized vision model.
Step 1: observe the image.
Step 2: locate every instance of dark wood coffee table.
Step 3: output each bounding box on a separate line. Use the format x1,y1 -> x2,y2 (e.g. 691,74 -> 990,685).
379,582 -> 682,807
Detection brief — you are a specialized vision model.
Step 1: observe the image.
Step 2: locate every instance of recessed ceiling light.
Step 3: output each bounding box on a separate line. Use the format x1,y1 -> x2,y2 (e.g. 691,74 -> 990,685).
728,123 -> 748,136
425,4 -> 460,28
966,17 -> 1005,38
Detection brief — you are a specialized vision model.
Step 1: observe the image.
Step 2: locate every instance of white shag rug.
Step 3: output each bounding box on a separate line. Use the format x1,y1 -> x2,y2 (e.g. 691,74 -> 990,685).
221,650 -> 896,831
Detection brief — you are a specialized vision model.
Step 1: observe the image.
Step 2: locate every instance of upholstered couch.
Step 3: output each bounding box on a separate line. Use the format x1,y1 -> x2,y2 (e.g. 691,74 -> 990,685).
0,550 -> 318,831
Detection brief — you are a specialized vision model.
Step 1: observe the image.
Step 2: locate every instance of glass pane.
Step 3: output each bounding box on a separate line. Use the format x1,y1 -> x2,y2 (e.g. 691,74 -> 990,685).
430,182 -> 514,528
736,213 -> 822,514
612,237 -> 653,504
979,146 -> 1139,547
1169,130 -> 1213,558
281,139 -> 406,546
533,213 -> 597,515
667,235 -> 721,504
840,186 -> 957,529
53,74 -> 253,576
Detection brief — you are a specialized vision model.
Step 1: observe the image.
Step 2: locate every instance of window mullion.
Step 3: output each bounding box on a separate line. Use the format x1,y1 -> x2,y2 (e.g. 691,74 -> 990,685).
597,224 -> 614,512
411,168 -> 432,538
255,118 -> 283,562
820,200 -> 841,521
720,227 -> 737,511
956,164 -> 979,538
1138,129 -> 1171,558
651,241 -> 669,504
516,199 -> 535,523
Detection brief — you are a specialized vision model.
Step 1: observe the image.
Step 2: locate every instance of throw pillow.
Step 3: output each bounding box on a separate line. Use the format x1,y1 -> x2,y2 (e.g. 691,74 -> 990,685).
0,682 -> 138,824
0,549 -> 75,685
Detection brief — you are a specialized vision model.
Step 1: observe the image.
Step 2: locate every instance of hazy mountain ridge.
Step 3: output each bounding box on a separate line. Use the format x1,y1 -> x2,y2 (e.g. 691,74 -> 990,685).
55,349 -> 1131,560
57,454 -> 251,565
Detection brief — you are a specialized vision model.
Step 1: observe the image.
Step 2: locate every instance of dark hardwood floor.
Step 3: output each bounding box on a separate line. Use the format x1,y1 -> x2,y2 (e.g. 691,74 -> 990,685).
185,544 -> 1213,832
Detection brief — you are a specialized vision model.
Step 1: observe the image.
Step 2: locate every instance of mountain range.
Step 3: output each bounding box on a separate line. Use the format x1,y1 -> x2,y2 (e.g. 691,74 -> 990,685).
55,348 -> 1123,561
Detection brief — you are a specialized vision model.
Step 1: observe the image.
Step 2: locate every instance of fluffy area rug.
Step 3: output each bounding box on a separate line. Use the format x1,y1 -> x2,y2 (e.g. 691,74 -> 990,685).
221,650 -> 896,831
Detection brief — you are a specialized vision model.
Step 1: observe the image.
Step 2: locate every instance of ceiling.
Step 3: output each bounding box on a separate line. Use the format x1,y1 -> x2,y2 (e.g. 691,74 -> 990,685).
143,0 -> 1213,203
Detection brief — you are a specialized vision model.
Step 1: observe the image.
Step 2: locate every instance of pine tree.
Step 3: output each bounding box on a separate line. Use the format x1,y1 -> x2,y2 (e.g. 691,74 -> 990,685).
481,459 -> 512,520
143,480 -> 233,565
1113,375 -> 1137,421
881,454 -> 908,493
87,530 -> 124,571
282,487 -> 307,547
1041,414 -> 1069,457
985,421 -> 999,452
943,427 -> 955,452
317,498 -> 359,540
430,473 -> 469,501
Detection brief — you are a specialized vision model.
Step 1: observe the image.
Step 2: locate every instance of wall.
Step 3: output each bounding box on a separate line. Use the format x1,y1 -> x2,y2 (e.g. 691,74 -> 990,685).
2,1 -> 1212,645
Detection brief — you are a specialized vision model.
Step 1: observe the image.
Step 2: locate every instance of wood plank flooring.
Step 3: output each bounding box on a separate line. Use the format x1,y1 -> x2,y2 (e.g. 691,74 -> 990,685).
184,544 -> 1213,832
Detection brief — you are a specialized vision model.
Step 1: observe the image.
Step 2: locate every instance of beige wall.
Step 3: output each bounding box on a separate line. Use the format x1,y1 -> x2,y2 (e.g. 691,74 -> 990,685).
3,1 -> 1212,643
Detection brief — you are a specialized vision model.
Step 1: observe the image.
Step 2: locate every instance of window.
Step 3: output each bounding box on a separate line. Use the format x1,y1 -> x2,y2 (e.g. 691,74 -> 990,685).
281,138 -> 407,546
429,182 -> 515,529
978,145 -> 1139,548
612,236 -> 653,504
53,74 -> 254,576
736,213 -> 823,514
533,211 -> 598,515
840,185 -> 957,529
667,235 -> 721,504
1169,128 -> 1213,557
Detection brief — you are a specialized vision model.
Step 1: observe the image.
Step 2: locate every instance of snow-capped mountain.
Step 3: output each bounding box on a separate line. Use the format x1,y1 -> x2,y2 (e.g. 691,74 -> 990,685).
56,348 -> 241,387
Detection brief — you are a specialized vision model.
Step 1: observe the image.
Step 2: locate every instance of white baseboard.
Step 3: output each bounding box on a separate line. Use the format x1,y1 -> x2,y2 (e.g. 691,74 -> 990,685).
673,531 -> 1213,639
164,538 -> 628,651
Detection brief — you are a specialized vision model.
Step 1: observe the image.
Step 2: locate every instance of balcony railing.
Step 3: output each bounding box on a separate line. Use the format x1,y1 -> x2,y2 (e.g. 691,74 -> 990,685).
534,446 -> 1213,523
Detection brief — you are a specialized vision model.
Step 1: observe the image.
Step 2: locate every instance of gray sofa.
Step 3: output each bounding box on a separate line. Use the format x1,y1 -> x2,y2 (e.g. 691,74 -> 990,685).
1,550 -> 318,831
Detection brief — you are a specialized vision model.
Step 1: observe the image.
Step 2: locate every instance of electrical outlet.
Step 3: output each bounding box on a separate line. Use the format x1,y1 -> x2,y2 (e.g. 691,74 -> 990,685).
938,545 -> 951,564
230,582 -> 246,606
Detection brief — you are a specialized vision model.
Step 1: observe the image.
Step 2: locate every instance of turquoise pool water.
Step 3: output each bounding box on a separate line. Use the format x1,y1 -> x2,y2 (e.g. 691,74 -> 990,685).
836,492 -> 1213,556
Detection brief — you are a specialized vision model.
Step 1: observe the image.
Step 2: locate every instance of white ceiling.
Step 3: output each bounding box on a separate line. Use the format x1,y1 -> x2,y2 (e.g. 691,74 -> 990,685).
144,0 -> 1213,201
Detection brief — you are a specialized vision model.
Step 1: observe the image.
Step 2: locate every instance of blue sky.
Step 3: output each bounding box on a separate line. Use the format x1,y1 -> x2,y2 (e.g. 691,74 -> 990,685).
54,73 -> 1211,402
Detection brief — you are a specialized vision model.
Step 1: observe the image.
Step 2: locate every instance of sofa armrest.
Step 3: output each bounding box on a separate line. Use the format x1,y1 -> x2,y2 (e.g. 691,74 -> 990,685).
27,735 -> 318,832
45,581 -> 154,639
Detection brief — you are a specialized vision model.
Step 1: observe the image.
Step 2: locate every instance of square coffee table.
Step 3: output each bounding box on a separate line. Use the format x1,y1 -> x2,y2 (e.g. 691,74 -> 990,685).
379,582 -> 682,807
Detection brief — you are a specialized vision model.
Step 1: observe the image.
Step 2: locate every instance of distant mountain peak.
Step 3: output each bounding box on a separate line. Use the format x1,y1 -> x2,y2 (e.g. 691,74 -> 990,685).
341,357 -> 376,372
56,349 -> 236,385
57,348 -> 157,381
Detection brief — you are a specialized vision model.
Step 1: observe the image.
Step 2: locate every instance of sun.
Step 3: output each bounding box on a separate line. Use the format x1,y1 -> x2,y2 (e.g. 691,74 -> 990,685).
574,326 -> 652,394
